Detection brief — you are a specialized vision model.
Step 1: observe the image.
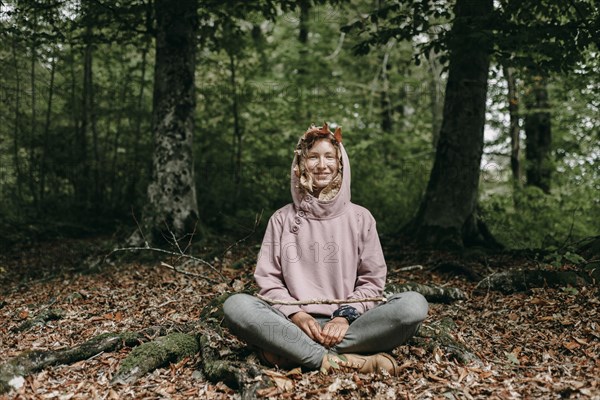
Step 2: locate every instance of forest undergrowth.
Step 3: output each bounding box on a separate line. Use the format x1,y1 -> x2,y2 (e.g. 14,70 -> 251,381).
0,236 -> 598,399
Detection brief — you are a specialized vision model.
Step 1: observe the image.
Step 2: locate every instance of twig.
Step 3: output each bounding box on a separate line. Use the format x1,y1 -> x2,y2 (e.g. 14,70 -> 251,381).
397,265 -> 424,272
160,262 -> 220,285
325,32 -> 345,59
256,294 -> 387,305
108,246 -> 226,282
131,207 -> 148,247
222,209 -> 264,257
168,222 -> 185,255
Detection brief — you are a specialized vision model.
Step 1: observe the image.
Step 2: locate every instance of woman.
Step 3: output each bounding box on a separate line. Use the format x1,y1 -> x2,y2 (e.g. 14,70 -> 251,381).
224,123 -> 428,375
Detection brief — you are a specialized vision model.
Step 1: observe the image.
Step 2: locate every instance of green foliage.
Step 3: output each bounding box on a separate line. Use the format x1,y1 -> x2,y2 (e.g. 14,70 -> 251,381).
0,0 -> 597,248
480,183 -> 599,249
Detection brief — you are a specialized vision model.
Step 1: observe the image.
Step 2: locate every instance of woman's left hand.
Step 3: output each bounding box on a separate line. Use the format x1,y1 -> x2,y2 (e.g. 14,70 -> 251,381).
320,317 -> 349,348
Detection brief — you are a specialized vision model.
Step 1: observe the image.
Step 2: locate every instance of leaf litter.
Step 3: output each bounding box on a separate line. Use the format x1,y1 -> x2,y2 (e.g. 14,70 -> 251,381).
0,237 -> 598,399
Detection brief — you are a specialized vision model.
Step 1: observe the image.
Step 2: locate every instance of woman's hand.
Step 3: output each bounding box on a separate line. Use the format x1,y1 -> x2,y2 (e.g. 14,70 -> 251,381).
290,311 -> 323,342
320,317 -> 349,348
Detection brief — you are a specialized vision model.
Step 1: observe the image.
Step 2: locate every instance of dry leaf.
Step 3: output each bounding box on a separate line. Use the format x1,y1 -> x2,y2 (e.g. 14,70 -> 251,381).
563,341 -> 581,350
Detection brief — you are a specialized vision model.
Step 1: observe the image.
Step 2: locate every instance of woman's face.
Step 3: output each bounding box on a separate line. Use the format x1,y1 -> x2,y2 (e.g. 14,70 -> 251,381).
305,139 -> 339,191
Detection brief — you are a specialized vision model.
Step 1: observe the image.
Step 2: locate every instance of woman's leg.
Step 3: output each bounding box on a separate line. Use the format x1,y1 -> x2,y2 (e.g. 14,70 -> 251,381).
332,291 -> 428,354
223,293 -> 326,369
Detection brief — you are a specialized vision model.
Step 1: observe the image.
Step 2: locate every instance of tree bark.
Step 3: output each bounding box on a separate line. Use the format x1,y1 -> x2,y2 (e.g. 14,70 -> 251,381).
524,74 -> 552,194
408,0 -> 498,249
132,0 -> 200,245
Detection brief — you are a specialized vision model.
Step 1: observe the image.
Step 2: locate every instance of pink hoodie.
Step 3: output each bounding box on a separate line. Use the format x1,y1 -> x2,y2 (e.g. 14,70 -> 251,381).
254,138 -> 387,317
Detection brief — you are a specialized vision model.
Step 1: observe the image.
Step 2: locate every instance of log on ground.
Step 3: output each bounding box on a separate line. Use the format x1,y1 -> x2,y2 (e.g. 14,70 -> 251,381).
112,332 -> 200,385
475,267 -> 599,294
0,331 -> 146,394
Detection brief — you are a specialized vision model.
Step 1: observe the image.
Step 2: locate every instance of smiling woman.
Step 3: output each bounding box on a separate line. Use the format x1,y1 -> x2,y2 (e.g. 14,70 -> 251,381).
222,122 -> 429,376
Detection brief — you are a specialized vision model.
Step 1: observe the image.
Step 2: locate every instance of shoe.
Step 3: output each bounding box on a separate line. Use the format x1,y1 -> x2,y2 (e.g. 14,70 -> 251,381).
257,349 -> 298,369
320,352 -> 398,376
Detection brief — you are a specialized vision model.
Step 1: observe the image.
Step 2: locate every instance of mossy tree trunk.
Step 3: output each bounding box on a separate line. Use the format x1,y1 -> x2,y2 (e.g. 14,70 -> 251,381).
132,0 -> 200,245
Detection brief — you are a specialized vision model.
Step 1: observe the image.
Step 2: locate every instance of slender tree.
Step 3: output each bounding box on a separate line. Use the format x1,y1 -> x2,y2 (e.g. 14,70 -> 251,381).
524,74 -> 552,193
503,66 -> 521,190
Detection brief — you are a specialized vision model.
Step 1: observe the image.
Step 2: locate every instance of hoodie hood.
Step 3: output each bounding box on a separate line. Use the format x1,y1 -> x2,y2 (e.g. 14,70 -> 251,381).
290,136 -> 351,220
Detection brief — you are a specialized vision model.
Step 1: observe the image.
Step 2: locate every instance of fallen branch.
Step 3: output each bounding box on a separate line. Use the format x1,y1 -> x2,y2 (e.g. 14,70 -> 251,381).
0,328 -> 163,394
112,332 -> 200,385
385,282 -> 467,303
475,268 -> 598,294
108,246 -> 226,282
256,294 -> 387,305
397,265 -> 424,272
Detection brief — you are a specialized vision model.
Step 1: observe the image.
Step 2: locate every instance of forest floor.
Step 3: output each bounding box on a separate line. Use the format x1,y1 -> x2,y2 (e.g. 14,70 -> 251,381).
0,236 -> 598,399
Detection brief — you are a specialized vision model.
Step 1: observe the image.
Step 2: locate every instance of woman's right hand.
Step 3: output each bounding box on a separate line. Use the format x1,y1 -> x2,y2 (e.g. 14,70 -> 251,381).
290,311 -> 323,342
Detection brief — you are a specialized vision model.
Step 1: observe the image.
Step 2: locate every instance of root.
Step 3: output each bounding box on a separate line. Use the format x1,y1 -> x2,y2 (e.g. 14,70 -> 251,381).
112,332 -> 200,385
413,318 -> 481,365
0,330 -> 154,393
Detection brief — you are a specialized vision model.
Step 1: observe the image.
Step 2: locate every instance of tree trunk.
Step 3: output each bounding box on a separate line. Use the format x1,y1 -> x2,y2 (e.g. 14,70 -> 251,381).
380,46 -> 393,135
524,75 -> 552,194
407,0 -> 498,249
428,48 -> 444,149
77,32 -> 93,208
29,26 -> 39,208
39,55 -> 56,204
109,65 -> 130,209
132,0 -> 199,245
296,0 -> 310,123
11,35 -> 23,200
229,53 -> 243,212
503,66 -> 521,190
127,37 -> 151,205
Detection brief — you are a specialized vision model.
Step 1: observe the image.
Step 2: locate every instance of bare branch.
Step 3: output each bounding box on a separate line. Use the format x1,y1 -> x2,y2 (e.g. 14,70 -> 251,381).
221,209 -> 264,257
108,246 -> 227,282
131,207 -> 148,248
256,294 -> 387,306
325,32 -> 345,60
160,262 -> 220,285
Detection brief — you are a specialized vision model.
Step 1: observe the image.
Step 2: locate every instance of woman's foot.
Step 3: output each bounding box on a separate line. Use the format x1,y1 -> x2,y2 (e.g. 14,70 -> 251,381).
320,352 -> 399,376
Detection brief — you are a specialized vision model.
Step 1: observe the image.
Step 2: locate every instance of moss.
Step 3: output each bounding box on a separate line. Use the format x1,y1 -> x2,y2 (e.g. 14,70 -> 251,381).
118,333 -> 199,376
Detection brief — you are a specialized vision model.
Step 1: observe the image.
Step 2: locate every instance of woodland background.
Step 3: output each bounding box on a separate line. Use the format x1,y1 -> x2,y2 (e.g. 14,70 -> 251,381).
0,0 -> 599,398
0,0 -> 597,249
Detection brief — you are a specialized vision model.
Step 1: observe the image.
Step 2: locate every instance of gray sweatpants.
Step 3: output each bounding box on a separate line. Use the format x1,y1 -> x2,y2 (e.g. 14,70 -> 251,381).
223,291 -> 428,370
